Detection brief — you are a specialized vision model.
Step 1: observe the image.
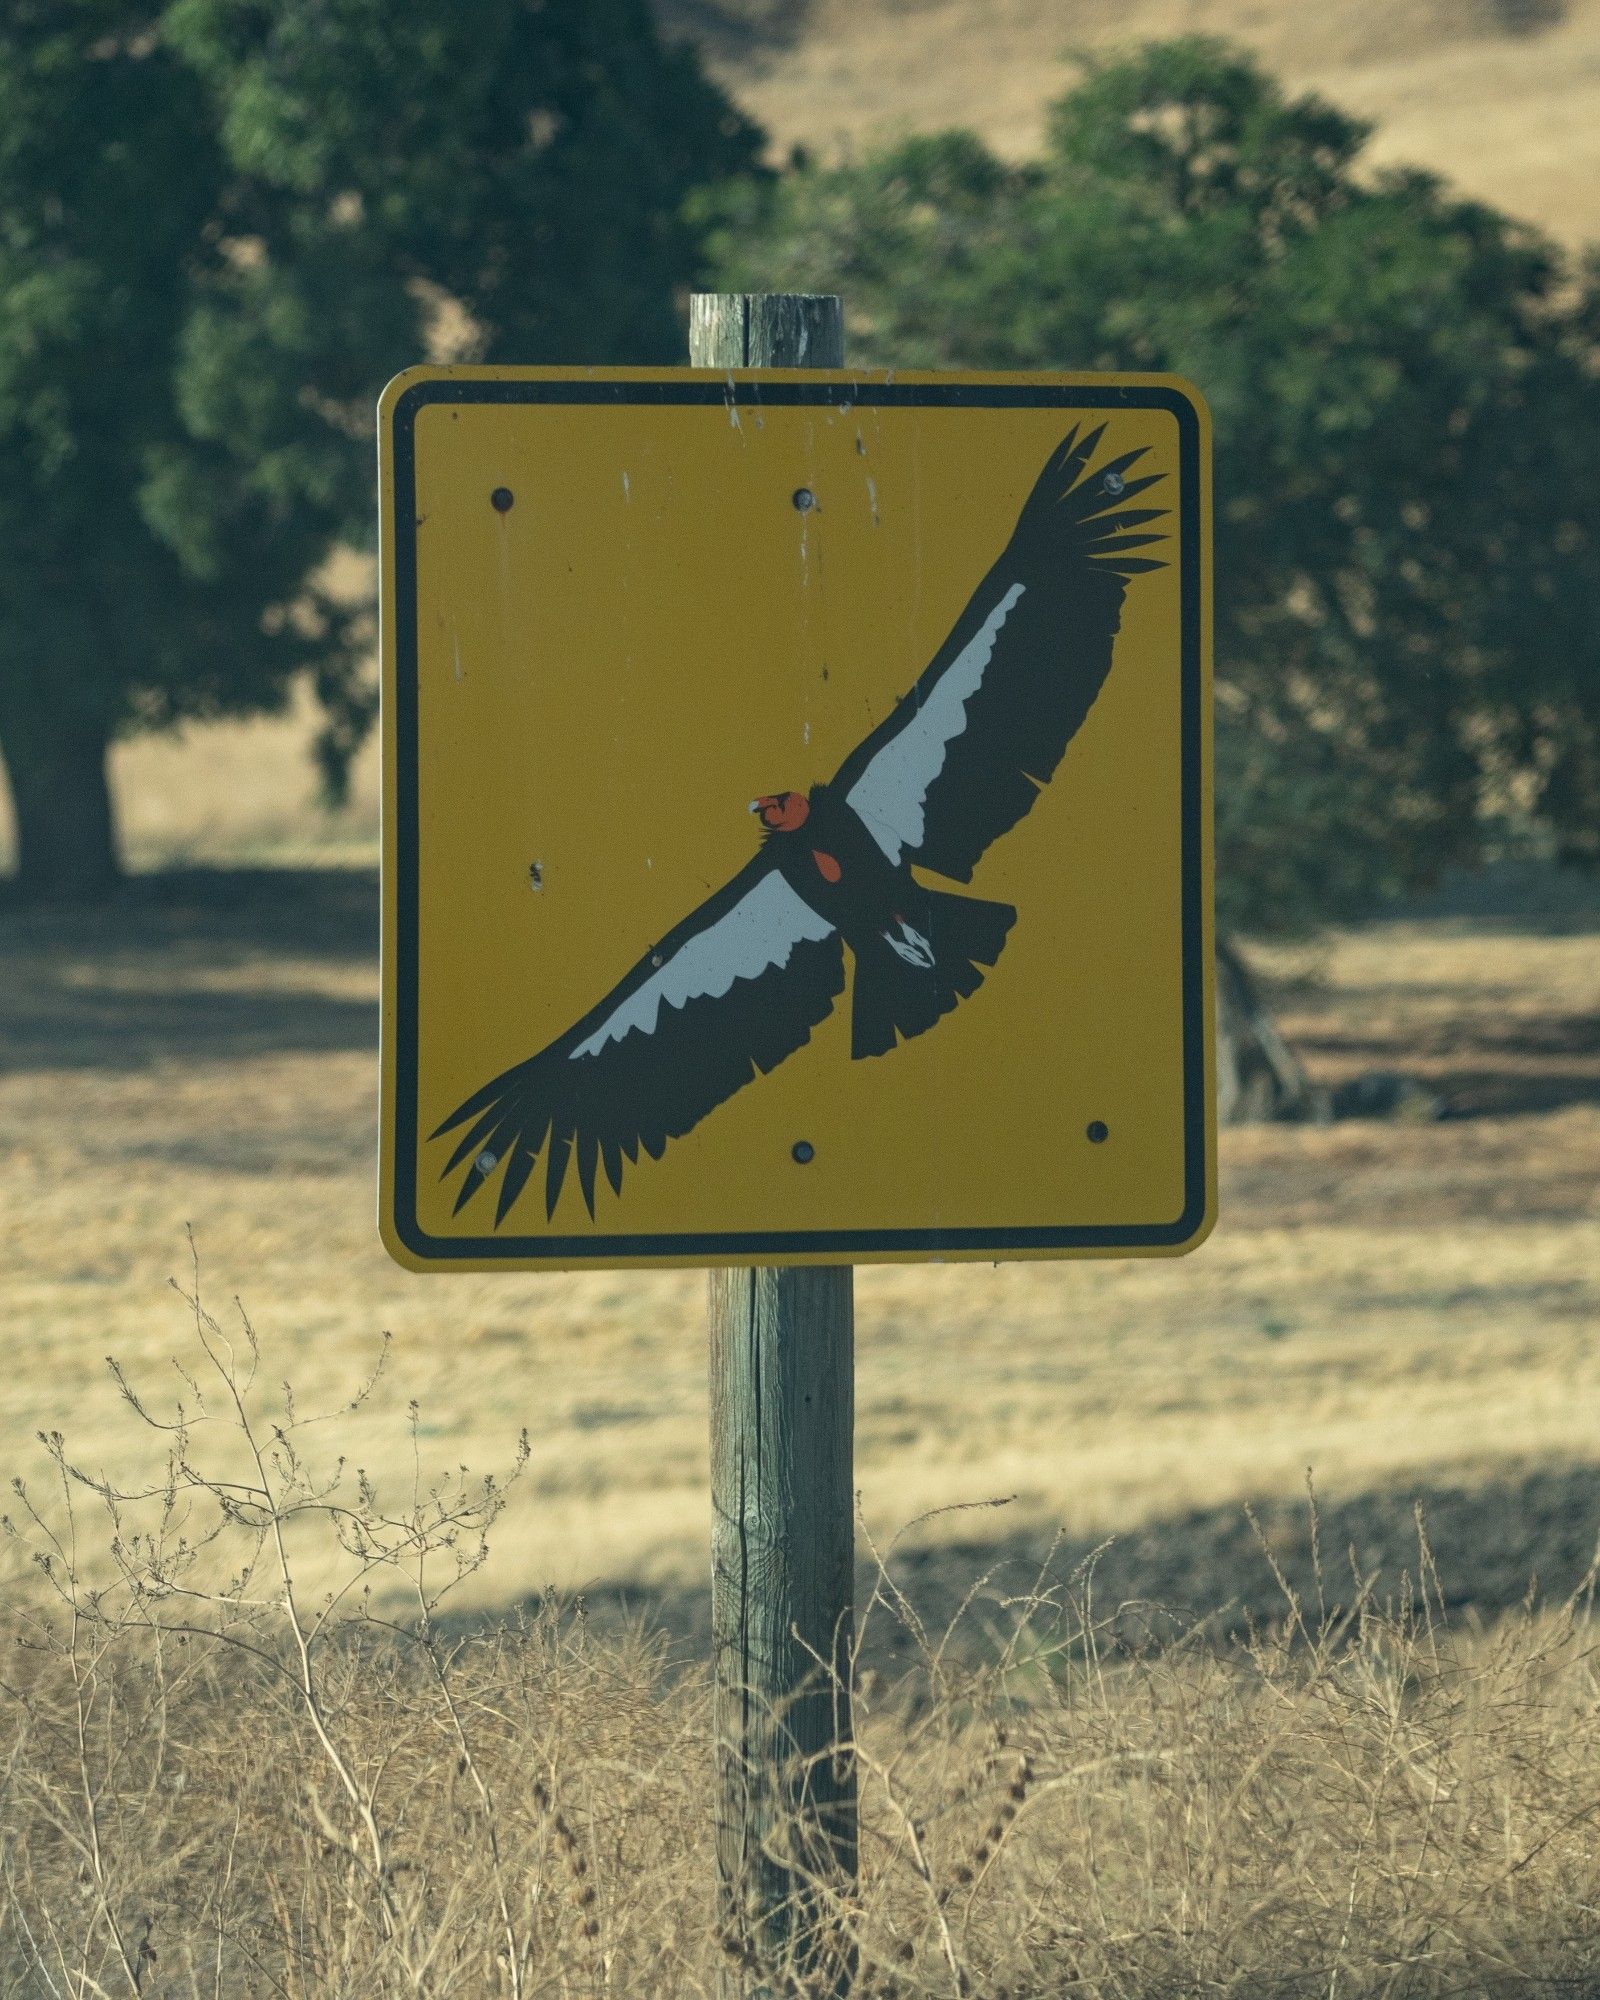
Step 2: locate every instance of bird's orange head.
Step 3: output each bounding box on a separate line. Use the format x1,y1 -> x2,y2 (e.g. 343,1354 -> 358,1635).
749,791 -> 810,833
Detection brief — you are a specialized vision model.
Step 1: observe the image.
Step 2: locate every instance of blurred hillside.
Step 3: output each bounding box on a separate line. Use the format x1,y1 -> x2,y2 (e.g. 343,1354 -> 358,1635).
665,0 -> 1600,246
4,0 -> 1595,876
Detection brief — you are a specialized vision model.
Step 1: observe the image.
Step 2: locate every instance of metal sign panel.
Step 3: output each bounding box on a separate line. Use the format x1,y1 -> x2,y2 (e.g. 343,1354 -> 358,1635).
379,367 -> 1213,1271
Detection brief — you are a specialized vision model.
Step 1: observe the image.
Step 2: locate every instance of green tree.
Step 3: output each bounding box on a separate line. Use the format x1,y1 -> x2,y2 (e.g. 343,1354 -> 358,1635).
0,0 -> 758,897
708,40 -> 1600,939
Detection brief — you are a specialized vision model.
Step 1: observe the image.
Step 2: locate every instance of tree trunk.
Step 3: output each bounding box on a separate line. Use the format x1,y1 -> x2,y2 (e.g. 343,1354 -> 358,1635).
1215,934 -> 1322,1124
0,710 -> 120,900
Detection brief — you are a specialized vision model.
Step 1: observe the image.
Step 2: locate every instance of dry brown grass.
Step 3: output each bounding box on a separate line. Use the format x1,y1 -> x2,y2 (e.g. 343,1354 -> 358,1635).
2,863 -> 1596,1625
666,0 -> 1600,250
3,503 -> 1599,1983
5,1285 -> 1600,1997
1,858 -> 1598,1989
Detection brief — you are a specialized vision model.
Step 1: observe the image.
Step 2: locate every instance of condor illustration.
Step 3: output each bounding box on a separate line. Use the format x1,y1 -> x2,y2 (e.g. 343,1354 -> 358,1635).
434,424 -> 1166,1223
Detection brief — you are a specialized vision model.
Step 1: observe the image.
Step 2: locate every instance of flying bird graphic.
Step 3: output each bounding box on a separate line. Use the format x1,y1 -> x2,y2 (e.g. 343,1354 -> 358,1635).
433,424 -> 1166,1223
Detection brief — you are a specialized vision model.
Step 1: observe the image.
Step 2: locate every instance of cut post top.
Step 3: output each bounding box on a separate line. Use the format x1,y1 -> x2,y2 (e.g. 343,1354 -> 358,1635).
690,292 -> 845,371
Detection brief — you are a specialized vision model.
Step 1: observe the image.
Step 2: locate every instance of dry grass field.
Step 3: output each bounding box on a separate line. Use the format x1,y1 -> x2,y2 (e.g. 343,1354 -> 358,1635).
2,956 -> 1599,1997
2,886 -> 1598,1995
1,863 -> 1595,1634
667,0 -> 1600,248
9,1517 -> 1600,1994
5,701 -> 1599,1995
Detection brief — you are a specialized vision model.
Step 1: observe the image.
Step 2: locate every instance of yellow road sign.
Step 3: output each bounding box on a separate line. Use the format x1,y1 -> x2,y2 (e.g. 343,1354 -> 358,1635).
379,367 -> 1213,1271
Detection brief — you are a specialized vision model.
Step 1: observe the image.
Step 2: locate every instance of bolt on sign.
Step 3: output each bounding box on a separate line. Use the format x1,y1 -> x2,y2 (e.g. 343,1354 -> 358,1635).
378,367 -> 1213,1271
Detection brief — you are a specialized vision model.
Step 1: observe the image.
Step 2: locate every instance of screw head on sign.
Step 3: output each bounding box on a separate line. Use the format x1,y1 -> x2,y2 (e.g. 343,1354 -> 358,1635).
792,487 -> 817,513
1086,1121 -> 1109,1145
1102,471 -> 1125,497
477,1151 -> 498,1174
490,487 -> 514,512
791,1140 -> 815,1165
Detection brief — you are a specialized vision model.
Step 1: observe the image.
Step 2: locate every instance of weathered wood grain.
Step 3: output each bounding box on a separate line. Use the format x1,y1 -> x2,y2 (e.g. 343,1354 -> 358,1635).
690,291 -> 846,372
707,1267 -> 856,1995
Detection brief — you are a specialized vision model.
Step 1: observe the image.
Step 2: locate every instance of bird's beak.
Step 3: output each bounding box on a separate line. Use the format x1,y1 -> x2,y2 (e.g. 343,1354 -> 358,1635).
748,799 -> 763,814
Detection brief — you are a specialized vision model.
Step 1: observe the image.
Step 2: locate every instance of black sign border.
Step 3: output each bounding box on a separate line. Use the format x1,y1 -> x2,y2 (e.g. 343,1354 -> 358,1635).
385,375 -> 1209,1263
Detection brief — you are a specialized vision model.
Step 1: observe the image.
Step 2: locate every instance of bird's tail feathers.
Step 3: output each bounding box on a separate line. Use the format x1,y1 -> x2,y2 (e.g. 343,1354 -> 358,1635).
850,889 -> 1015,1060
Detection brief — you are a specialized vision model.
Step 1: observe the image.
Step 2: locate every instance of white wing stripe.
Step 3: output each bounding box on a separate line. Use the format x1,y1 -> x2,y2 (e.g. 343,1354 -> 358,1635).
568,871 -> 834,1061
846,581 -> 1026,864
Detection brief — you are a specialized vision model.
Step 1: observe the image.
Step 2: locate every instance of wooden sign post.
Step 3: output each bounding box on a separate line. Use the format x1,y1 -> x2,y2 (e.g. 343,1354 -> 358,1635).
693,295 -> 859,1999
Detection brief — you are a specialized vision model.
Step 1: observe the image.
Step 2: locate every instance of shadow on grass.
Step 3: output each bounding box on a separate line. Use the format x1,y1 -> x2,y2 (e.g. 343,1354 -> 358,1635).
564,1460 -> 1600,1674
1397,857 -> 1600,935
5,859 -> 1596,1115
0,865 -> 378,957
0,867 -> 378,1071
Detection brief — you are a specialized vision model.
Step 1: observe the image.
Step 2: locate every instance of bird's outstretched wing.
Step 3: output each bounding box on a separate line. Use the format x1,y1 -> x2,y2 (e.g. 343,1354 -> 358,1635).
831,426 -> 1166,885
432,856 -> 845,1223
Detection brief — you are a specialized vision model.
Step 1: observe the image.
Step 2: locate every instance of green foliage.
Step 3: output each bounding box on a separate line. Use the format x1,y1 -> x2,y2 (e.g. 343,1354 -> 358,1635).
0,0 -> 759,891
708,40 -> 1600,934
167,0 -> 757,368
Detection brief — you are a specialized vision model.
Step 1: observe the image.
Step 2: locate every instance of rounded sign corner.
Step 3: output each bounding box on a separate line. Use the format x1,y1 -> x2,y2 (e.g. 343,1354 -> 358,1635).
1164,1183 -> 1219,1258
377,1193 -> 439,1275
378,364 -> 444,431
1150,373 -> 1212,441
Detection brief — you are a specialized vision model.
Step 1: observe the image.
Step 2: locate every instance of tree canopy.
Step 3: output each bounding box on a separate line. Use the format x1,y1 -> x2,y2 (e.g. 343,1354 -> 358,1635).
0,0 -> 758,895
708,40 -> 1600,934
